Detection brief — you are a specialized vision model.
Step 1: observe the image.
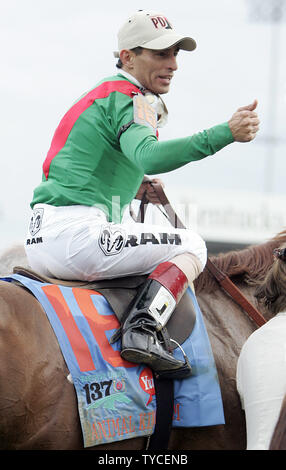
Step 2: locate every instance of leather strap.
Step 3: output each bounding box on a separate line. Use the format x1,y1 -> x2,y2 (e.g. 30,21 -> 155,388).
137,190 -> 149,223
147,376 -> 174,450
136,183 -> 266,328
205,259 -> 266,327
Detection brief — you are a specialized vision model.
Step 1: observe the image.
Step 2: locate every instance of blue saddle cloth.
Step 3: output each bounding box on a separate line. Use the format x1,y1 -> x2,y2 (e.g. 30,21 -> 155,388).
2,274 -> 225,447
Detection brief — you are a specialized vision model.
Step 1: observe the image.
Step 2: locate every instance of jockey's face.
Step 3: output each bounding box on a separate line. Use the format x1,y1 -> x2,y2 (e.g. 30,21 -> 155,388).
121,46 -> 179,95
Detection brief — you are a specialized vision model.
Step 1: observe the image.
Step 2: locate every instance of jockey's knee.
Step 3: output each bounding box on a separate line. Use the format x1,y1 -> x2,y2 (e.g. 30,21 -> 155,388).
169,230 -> 206,284
185,230 -> 207,269
171,252 -> 203,284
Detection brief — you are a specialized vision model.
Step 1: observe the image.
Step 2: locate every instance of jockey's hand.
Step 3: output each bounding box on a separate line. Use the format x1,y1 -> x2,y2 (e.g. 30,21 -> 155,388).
228,99 -> 260,142
135,177 -> 164,205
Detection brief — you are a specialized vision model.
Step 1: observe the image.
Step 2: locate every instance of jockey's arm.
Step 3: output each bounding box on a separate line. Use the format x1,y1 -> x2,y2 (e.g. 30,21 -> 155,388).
120,121 -> 234,175
118,98 -> 259,176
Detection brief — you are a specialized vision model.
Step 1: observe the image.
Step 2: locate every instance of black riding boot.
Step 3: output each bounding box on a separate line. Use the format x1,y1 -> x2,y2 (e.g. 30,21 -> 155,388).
120,262 -> 192,379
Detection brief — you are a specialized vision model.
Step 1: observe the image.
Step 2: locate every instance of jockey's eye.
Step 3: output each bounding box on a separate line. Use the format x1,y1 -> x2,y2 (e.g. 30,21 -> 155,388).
155,51 -> 168,57
154,49 -> 179,58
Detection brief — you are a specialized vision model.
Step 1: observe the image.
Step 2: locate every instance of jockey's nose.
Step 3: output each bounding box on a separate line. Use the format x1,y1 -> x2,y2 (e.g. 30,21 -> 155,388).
169,54 -> 178,71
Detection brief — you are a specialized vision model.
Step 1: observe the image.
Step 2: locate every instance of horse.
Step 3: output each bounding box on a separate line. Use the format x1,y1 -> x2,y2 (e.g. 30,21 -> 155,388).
0,232 -> 285,451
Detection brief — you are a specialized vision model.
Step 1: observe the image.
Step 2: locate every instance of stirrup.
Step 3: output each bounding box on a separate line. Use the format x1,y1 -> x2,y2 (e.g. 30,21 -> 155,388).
155,339 -> 192,380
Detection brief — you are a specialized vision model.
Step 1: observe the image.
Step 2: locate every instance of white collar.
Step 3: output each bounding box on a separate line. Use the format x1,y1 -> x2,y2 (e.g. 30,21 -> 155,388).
117,69 -> 168,128
118,69 -> 143,89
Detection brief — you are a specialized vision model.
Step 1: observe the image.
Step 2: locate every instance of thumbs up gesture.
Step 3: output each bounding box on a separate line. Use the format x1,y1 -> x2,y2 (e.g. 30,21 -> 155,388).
228,99 -> 260,142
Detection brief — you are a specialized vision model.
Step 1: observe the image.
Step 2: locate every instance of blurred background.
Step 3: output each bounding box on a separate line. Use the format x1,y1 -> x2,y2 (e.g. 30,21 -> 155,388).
1,0 -> 286,256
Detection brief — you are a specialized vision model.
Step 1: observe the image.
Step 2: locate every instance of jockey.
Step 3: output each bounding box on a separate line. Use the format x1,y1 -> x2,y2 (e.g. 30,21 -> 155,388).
25,10 -> 260,379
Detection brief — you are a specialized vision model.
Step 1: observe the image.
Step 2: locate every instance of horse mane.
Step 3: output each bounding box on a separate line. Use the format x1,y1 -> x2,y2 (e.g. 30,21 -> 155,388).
195,230 -> 286,294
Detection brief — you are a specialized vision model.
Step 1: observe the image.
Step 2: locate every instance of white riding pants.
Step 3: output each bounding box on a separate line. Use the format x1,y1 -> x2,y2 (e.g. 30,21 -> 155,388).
25,204 -> 207,281
236,312 -> 286,450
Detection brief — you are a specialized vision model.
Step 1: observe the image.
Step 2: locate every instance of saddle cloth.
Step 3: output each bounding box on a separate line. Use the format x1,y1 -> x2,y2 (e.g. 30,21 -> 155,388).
2,271 -> 225,448
12,266 -> 196,347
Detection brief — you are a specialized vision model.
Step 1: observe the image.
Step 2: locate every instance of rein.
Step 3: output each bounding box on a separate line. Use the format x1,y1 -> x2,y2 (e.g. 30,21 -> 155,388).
134,183 -> 266,328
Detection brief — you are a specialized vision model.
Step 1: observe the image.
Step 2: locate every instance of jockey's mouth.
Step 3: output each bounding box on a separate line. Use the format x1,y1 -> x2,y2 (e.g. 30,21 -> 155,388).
158,75 -> 173,85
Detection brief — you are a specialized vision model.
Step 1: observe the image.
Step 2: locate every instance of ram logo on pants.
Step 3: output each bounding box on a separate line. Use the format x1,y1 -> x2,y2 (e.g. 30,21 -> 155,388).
99,225 -> 126,256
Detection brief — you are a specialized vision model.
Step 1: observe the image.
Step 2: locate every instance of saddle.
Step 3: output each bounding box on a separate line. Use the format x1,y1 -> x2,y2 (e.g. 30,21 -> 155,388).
12,266 -> 196,349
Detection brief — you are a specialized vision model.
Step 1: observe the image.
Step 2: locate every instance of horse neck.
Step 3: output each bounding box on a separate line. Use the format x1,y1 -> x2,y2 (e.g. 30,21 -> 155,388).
195,235 -> 286,297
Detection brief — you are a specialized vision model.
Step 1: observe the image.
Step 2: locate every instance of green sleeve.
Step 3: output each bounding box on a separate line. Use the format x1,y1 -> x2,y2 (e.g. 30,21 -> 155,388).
120,121 -> 234,174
